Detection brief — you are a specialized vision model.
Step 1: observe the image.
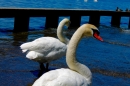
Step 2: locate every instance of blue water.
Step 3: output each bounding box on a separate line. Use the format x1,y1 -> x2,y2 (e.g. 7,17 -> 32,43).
0,0 -> 130,86
0,0 -> 130,10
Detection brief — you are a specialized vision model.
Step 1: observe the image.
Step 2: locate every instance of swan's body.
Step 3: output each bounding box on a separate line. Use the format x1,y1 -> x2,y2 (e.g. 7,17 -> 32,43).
20,18 -> 70,71
33,68 -> 89,86
21,37 -> 67,63
32,24 -> 103,86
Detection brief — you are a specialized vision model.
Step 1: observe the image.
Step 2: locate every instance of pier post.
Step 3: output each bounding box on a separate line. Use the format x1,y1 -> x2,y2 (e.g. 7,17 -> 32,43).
45,16 -> 59,29
89,15 -> 100,27
14,16 -> 29,32
111,15 -> 121,27
69,15 -> 81,28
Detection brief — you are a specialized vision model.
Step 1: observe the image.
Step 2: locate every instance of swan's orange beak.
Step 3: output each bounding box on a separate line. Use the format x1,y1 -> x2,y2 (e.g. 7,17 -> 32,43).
93,32 -> 103,41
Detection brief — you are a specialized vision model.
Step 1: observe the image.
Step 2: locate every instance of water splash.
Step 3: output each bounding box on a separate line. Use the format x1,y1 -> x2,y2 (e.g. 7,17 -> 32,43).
94,0 -> 98,2
84,0 -> 88,2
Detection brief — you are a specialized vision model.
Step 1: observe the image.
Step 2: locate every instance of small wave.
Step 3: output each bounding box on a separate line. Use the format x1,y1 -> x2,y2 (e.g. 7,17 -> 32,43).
92,68 -> 130,78
104,40 -> 130,47
121,29 -> 130,33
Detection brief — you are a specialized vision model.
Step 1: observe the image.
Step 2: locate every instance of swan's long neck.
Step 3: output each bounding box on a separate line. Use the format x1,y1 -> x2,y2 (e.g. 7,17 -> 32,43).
66,24 -> 92,82
57,21 -> 69,44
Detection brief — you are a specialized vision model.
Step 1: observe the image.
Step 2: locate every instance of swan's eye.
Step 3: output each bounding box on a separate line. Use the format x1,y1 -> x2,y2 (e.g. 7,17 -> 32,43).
92,29 -> 100,35
92,29 -> 103,41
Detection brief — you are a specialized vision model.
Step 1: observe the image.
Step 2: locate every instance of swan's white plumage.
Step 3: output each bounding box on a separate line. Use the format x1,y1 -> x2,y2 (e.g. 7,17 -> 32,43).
32,68 -> 89,86
20,37 -> 67,63
20,18 -> 70,69
32,24 -> 103,86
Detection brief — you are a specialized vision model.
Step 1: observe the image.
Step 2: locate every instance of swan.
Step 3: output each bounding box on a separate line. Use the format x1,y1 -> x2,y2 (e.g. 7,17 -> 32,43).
32,24 -> 103,86
20,18 -> 70,72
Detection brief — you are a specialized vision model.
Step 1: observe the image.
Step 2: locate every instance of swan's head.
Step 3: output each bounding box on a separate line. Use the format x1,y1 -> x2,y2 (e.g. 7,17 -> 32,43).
82,24 -> 103,41
62,18 -> 71,27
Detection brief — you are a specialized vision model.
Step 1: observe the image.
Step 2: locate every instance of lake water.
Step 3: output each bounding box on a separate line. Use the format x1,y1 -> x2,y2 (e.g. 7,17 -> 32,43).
0,0 -> 130,86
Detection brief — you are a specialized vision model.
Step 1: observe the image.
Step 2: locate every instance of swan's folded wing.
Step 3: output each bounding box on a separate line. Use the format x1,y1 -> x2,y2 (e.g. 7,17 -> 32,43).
20,37 -> 66,53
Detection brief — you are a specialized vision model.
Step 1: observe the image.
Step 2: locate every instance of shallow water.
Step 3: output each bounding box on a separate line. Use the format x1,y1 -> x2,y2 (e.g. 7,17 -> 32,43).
0,25 -> 130,86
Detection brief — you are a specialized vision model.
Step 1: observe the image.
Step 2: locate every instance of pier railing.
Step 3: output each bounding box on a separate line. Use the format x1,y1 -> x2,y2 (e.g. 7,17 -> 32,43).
0,8 -> 130,32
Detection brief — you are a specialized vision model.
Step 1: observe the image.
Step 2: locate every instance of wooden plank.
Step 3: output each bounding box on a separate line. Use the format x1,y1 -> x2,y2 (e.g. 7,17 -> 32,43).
0,8 -> 130,17
0,8 -> 130,31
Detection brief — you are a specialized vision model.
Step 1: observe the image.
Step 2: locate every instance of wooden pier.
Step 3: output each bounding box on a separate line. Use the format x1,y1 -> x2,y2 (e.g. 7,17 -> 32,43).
0,8 -> 130,32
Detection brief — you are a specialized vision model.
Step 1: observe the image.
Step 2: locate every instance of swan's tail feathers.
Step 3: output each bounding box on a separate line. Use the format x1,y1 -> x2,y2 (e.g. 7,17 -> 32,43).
20,43 -> 29,53
22,49 -> 28,53
20,42 -> 32,52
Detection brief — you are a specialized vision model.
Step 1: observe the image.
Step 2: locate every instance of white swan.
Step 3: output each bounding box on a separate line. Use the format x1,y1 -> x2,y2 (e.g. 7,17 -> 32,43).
20,18 -> 70,71
32,24 -> 103,86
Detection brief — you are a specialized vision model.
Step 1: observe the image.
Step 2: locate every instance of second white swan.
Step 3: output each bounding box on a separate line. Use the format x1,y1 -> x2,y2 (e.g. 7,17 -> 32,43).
32,24 -> 103,86
20,18 -> 70,72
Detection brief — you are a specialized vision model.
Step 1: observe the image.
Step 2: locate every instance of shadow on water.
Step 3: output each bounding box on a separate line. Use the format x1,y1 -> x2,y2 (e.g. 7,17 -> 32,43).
28,67 -> 61,86
11,28 -> 74,46
12,32 -> 28,46
30,67 -> 58,78
91,68 -> 130,78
